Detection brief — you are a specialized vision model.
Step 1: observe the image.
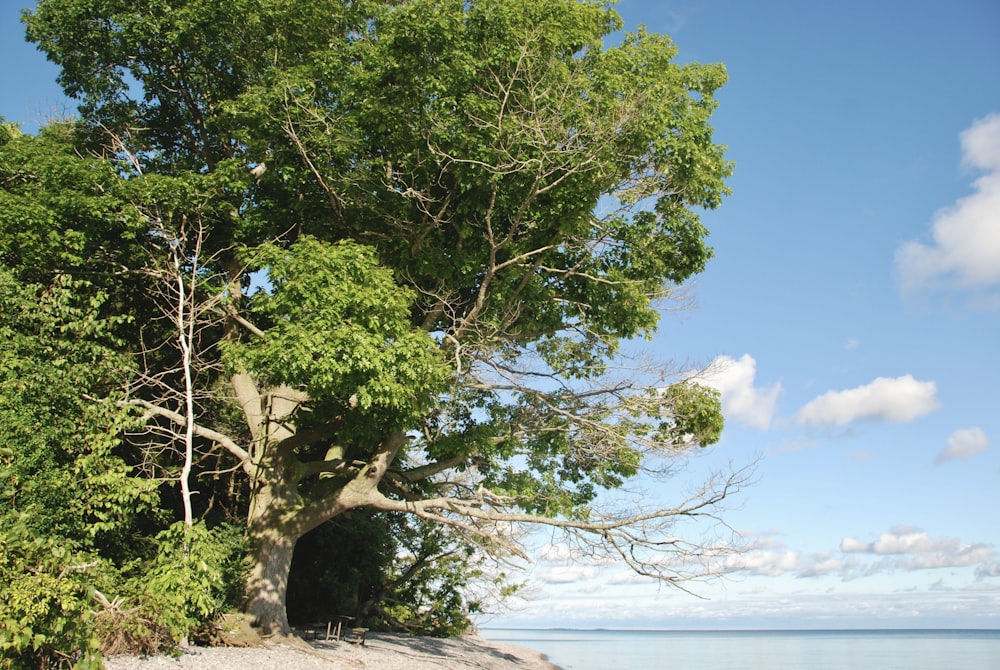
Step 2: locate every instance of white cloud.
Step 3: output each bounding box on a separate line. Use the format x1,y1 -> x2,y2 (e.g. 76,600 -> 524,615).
725,548 -> 865,580
487,586 -> 1000,629
702,354 -> 781,430
842,527 -> 943,555
607,572 -> 655,586
896,546 -> 994,571
935,426 -> 990,464
498,531 -> 1000,628
537,541 -> 614,567
718,527 -> 998,582
897,113 -> 1000,293
538,543 -> 575,562
840,536 -> 871,553
536,566 -> 599,584
725,550 -> 809,577
840,527 -> 996,573
745,532 -> 788,551
794,374 -> 939,426
976,563 -> 1000,579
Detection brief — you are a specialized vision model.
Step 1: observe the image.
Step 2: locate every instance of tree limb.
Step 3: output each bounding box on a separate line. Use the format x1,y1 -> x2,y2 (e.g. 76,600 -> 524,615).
123,397 -> 253,474
393,453 -> 468,483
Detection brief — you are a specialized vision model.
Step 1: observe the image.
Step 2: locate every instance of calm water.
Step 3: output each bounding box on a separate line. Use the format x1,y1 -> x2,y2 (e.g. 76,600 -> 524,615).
479,628 -> 1000,670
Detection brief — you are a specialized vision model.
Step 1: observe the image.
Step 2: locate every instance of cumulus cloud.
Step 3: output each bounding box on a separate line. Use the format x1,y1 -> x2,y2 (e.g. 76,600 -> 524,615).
841,526 -> 943,554
607,572 -> 655,586
896,547 -> 995,571
702,354 -> 781,429
794,374 -> 939,426
839,537 -> 871,553
538,543 -> 575,563
976,562 -> 1000,579
536,566 -> 599,584
725,548 -> 862,580
723,527 -> 996,581
840,526 -> 995,572
727,550 -> 810,577
935,426 -> 990,464
538,541 -> 613,567
896,113 -> 1000,294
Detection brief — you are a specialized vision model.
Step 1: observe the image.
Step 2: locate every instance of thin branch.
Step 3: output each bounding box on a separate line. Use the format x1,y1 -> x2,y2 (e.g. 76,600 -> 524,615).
122,397 -> 252,474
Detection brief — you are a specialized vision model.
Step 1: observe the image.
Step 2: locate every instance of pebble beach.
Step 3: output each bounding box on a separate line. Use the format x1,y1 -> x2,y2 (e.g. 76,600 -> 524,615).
102,632 -> 562,670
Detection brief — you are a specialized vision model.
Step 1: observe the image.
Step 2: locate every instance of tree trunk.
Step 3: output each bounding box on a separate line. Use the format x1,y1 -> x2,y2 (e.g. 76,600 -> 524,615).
240,430 -> 403,634
245,527 -> 298,636
243,440 -> 303,636
240,384 -> 309,636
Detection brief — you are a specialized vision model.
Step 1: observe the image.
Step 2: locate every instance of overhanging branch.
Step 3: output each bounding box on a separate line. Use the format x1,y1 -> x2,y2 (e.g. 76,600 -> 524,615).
122,397 -> 252,474
393,453 -> 468,483
364,464 -> 751,581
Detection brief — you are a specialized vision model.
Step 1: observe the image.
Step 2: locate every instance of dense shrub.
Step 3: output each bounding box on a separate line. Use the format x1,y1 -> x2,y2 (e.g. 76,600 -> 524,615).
0,512 -> 102,670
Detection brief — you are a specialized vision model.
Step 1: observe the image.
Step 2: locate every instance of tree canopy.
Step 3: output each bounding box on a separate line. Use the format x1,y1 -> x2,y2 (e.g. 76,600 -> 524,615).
3,0 -> 741,649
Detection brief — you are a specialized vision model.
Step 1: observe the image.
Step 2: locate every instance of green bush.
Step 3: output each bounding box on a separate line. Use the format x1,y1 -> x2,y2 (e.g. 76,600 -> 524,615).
0,513 -> 102,670
137,521 -> 248,641
87,522 -> 247,656
0,515 -> 249,665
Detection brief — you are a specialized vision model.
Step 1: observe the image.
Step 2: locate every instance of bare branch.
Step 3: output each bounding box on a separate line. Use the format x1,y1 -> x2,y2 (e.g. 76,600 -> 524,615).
123,398 -> 252,473
364,464 -> 750,582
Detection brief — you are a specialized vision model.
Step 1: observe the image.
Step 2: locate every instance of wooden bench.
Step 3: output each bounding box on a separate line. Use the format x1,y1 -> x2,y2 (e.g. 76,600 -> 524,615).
299,624 -> 324,640
298,618 -> 367,645
344,627 -> 369,646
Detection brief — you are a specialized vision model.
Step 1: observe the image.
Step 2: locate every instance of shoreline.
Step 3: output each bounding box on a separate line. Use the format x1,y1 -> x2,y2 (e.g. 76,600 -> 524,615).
102,632 -> 563,670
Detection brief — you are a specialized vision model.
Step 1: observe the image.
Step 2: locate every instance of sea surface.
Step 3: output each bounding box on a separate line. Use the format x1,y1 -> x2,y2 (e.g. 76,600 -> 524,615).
479,628 -> 1000,670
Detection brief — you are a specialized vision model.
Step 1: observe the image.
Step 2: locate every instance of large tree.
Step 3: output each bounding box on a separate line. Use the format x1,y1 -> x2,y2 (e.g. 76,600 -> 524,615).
21,0 -> 740,634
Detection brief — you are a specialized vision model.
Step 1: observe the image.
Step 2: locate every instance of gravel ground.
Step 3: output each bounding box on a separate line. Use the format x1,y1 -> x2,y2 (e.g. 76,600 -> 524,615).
101,633 -> 562,670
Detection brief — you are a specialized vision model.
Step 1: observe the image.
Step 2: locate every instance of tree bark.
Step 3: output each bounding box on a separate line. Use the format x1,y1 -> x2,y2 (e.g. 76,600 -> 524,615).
240,431 -> 409,634
245,527 -> 297,636
243,492 -> 350,634
243,481 -> 361,634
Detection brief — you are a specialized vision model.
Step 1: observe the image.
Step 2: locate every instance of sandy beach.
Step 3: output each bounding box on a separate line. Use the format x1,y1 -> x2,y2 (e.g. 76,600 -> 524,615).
101,632 -> 562,670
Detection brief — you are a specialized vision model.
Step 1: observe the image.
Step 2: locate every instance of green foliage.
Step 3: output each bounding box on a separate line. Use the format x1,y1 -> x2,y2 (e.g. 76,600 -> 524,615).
17,0 -> 735,637
24,1 -> 731,350
0,123 -> 146,287
0,424 -> 102,669
0,268 -> 249,654
0,268 -> 156,547
656,382 -> 725,447
381,546 -> 479,638
229,237 -> 449,434
0,511 -> 103,670
122,522 -> 248,643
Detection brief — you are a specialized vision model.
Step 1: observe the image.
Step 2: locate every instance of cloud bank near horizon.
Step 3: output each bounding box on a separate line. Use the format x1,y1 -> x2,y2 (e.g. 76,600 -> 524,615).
498,532 -> 1000,627
532,526 -> 998,587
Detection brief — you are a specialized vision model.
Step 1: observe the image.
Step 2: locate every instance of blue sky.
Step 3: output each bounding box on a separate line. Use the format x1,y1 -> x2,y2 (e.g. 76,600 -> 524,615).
3,0 -> 999,630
